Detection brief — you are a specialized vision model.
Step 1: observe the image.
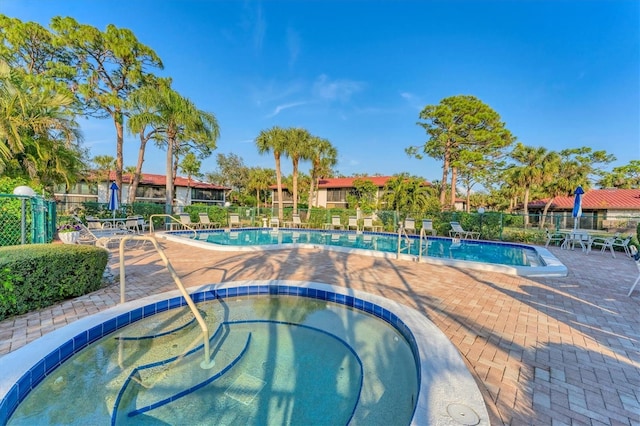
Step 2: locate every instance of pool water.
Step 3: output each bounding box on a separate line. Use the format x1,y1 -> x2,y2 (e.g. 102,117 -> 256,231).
194,229 -> 543,267
8,296 -> 419,425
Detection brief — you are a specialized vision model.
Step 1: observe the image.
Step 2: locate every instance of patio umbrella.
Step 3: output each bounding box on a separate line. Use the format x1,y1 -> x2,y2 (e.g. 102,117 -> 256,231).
108,181 -> 119,219
572,185 -> 584,230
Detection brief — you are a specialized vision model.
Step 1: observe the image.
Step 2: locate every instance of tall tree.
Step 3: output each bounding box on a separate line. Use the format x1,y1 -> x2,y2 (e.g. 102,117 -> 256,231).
597,160 -> 640,189
256,126 -> 287,219
380,173 -> 431,219
308,137 -> 337,208
50,17 -> 163,201
0,60 -> 83,190
508,143 -> 557,226
205,153 -> 250,199
247,167 -> 275,208
284,127 -> 313,214
346,178 -> 378,214
407,95 -> 514,209
125,81 -> 218,214
179,152 -> 202,204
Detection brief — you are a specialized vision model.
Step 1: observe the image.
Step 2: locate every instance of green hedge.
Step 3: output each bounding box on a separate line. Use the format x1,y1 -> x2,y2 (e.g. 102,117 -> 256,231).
0,244 -> 109,320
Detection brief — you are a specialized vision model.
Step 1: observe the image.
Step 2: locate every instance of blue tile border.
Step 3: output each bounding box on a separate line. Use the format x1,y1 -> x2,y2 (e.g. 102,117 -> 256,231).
0,284 -> 420,424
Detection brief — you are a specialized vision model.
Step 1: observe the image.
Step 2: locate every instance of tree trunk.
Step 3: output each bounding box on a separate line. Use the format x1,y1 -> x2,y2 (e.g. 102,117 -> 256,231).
523,186 -> 530,227
539,197 -> 555,229
128,132 -> 149,204
450,166 -> 457,209
292,157 -> 299,214
165,132 -> 175,216
275,153 -> 283,219
114,111 -> 125,202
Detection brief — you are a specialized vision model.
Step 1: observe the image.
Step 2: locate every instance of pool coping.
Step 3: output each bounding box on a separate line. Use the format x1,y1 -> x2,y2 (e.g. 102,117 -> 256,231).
0,280 -> 490,425
158,228 -> 568,277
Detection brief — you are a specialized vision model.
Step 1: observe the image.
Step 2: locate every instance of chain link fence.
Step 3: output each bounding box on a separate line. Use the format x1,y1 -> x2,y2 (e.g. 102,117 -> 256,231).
7,198 -> 638,248
0,194 -> 56,247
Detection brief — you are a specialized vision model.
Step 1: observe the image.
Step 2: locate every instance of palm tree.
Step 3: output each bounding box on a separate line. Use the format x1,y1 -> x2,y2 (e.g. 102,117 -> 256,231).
380,173 -> 430,220
508,143 -> 556,227
179,152 -> 202,204
127,81 -> 219,215
307,137 -> 337,208
256,126 -> 287,219
284,127 -> 313,214
247,167 -> 275,208
0,60 -> 83,189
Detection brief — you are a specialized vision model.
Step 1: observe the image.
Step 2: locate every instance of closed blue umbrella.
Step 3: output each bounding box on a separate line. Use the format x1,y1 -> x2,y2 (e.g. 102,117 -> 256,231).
108,181 -> 119,219
572,186 -> 584,229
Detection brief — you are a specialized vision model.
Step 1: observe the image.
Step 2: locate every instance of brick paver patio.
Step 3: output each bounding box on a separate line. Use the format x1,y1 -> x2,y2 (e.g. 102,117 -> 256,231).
1,239 -> 638,425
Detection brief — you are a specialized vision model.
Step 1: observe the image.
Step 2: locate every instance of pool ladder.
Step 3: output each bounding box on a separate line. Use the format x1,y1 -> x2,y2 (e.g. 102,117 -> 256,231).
118,235 -> 215,369
417,227 -> 431,262
396,224 -> 413,258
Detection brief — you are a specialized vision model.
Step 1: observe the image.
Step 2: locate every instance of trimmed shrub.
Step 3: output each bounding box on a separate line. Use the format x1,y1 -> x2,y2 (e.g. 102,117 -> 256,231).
0,244 -> 108,320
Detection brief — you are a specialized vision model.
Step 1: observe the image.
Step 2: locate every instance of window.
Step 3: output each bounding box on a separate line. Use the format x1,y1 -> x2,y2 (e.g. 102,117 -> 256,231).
136,186 -> 166,199
191,188 -> 224,203
327,188 -> 347,203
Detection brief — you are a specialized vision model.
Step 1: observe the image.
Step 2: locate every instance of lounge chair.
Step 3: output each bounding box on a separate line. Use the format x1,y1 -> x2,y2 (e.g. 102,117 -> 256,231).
421,219 -> 436,236
449,221 -> 480,239
197,212 -> 219,229
269,217 -> 280,228
72,215 -> 131,248
347,216 -> 359,231
290,213 -> 309,228
325,215 -> 343,230
362,216 -> 380,232
228,213 -> 241,228
403,218 -> 416,234
545,229 -> 565,247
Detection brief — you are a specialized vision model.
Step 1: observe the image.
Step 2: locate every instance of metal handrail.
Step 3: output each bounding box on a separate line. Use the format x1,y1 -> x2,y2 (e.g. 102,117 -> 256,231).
118,235 -> 215,369
418,227 -> 429,261
396,224 -> 412,259
149,213 -> 198,239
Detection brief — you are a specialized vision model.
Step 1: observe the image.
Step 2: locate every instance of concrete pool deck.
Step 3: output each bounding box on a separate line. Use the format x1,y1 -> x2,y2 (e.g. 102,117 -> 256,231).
0,240 -> 638,424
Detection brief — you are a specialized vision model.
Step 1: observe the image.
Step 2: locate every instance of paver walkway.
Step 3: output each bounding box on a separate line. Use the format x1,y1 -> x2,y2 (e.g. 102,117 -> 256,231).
1,240 -> 639,425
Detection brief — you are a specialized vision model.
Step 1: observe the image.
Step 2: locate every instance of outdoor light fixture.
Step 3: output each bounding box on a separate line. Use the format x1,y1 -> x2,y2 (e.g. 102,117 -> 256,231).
13,186 -> 36,245
478,207 -> 485,238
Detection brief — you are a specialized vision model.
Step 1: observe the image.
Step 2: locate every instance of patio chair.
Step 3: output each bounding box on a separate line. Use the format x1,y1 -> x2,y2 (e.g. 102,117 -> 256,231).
170,213 -> 195,230
609,235 -> 633,258
421,219 -> 436,236
291,213 -> 309,228
125,217 -> 142,234
197,212 -> 220,229
545,229 -> 566,247
628,256 -> 640,297
269,217 -> 280,228
403,218 -> 416,234
449,221 -> 480,239
228,213 -> 241,228
325,215 -> 343,230
347,216 -> 359,231
362,216 -> 380,232
589,234 -> 617,257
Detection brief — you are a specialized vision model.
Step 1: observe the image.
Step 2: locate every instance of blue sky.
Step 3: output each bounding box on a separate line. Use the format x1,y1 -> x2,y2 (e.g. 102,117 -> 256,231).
3,0 -> 639,185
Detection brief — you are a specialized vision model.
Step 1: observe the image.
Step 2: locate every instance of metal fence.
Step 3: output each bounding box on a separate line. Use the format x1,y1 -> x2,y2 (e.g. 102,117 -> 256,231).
0,194 -> 56,247
37,199 -> 640,247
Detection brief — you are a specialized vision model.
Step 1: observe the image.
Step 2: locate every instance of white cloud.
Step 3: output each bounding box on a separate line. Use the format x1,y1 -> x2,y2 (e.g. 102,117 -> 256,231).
312,74 -> 364,102
265,101 -> 308,118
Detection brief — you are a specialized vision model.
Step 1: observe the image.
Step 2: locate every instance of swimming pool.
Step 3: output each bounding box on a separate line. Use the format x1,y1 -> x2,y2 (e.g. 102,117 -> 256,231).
161,228 -> 567,277
0,281 -> 490,425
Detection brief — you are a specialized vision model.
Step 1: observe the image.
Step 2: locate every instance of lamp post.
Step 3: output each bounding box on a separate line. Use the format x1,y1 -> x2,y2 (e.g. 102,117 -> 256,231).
13,185 -> 36,245
478,207 -> 485,239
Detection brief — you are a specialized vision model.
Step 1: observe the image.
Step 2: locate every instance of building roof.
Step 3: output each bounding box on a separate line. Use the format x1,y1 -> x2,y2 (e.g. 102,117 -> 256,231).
271,176 -> 431,190
529,188 -> 640,210
316,176 -> 398,188
108,172 -> 228,190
